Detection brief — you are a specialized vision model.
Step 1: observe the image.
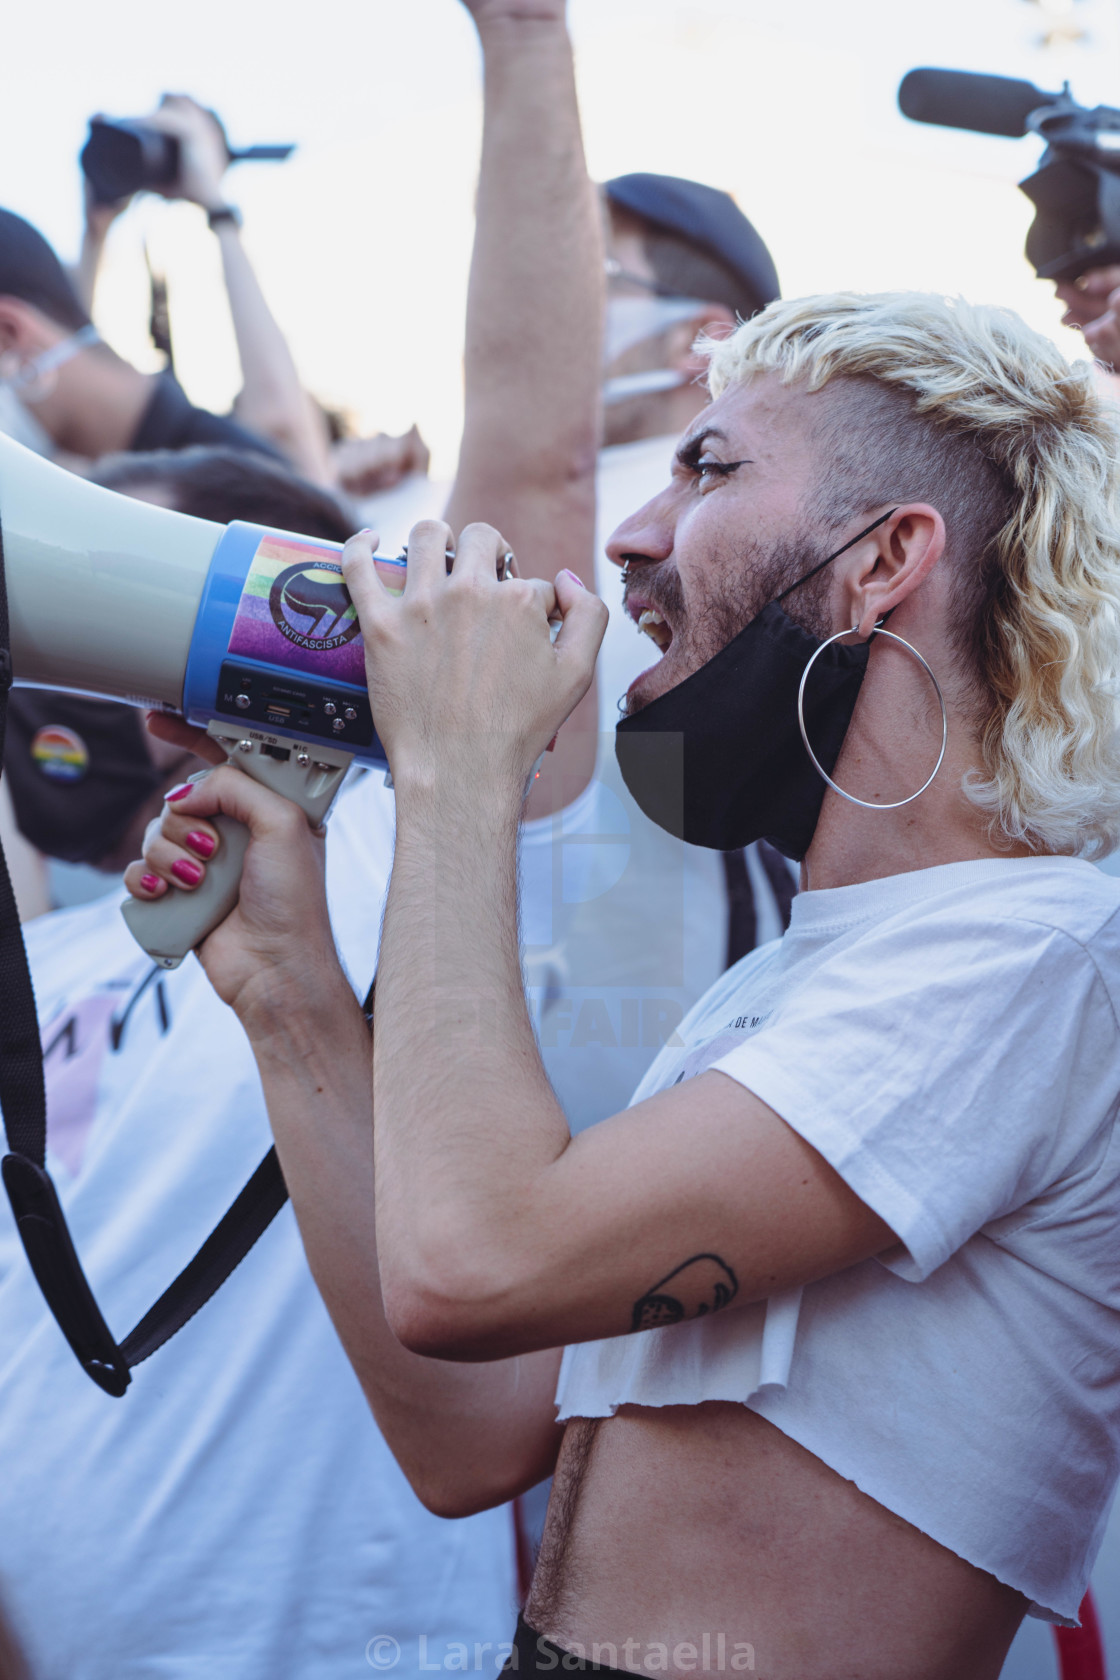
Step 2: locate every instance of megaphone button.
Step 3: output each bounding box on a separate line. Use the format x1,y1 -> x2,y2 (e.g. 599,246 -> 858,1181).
31,725 -> 89,784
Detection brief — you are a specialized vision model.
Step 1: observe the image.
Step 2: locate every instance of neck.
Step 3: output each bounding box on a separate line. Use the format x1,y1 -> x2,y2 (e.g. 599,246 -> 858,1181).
802,624 -> 1035,893
33,349 -> 156,459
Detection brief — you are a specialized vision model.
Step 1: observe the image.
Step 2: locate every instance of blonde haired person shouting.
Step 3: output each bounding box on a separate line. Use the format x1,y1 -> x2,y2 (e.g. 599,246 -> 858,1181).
130,290 -> 1120,1680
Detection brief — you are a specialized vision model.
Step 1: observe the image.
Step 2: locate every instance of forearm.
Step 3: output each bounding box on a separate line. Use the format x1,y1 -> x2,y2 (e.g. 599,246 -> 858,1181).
245,972 -> 561,1512
446,13 -> 603,539
374,774 -> 572,1351
71,226 -> 107,316
446,14 -> 603,808
214,223 -> 333,483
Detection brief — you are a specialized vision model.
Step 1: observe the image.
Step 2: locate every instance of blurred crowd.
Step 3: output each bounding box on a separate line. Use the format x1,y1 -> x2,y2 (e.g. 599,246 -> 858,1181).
0,7 -> 1116,1680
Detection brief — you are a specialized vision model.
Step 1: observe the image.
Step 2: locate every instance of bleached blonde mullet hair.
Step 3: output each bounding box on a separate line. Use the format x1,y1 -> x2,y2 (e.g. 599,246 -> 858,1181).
703,291 -> 1120,859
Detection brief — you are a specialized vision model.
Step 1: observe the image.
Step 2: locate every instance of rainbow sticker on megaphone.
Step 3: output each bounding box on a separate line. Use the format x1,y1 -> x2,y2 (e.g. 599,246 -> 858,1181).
31,725 -> 89,783
229,535 -> 361,683
227,535 -> 407,686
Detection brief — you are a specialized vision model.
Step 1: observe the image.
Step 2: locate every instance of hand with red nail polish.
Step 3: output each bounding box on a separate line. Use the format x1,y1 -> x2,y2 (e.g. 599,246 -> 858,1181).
124,789 -> 221,907
122,762 -> 342,1027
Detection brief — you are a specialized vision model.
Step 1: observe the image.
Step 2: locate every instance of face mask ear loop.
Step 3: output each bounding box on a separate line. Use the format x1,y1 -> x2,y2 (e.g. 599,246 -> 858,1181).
775,508 -> 899,604
797,621 -> 948,810
6,325 -> 102,399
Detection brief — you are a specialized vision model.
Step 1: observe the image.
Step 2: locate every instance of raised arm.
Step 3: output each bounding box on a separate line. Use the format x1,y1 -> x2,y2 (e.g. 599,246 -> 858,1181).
71,181 -> 128,316
444,0 -> 604,813
144,96 -> 335,485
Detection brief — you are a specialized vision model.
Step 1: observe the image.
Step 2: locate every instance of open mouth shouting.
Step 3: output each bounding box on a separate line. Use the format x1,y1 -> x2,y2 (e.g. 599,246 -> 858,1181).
622,576 -> 686,713
636,607 -> 672,652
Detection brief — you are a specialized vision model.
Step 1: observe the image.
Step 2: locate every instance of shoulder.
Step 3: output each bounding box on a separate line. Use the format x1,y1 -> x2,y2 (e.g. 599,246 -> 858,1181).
132,373 -> 284,461
868,858 -> 1120,1000
803,857 -> 1120,966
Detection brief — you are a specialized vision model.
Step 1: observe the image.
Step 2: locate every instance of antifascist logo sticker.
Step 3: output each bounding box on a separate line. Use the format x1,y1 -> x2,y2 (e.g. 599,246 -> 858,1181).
268,560 -> 361,652
228,535 -> 366,685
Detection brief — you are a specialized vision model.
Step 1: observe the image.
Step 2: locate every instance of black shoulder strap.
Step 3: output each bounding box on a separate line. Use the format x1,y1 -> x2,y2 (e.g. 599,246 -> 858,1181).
0,504 -> 288,1397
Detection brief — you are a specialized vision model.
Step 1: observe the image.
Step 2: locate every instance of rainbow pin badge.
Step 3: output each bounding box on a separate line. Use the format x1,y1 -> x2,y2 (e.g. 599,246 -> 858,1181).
31,725 -> 89,784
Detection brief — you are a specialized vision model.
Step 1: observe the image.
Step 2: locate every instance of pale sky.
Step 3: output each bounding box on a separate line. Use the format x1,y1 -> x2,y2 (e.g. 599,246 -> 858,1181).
2,0 -> 1118,474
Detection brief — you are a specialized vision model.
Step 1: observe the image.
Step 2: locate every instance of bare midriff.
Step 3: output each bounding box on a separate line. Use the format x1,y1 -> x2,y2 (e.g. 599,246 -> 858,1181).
525,1404 -> 1026,1680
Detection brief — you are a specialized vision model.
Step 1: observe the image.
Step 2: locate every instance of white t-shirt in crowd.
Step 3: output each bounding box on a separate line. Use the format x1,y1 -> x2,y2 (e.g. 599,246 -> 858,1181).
555,857 -> 1120,1626
0,771 -> 518,1680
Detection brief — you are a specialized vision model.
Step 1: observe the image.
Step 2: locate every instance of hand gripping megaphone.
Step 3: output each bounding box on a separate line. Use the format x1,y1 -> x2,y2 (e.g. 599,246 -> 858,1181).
0,431 -> 401,967
0,432 -> 472,1394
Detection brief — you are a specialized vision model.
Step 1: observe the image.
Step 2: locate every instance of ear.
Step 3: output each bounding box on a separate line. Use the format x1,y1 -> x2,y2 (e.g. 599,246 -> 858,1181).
845,504 -> 945,638
665,304 -> 738,374
0,295 -> 55,359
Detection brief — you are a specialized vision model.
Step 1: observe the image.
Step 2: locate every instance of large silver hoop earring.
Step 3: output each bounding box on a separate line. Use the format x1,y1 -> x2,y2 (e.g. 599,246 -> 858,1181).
797,622 -> 948,810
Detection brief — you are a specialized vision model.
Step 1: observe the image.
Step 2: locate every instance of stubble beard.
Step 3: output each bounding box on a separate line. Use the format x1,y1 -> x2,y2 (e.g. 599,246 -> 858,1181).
621,528 -> 835,718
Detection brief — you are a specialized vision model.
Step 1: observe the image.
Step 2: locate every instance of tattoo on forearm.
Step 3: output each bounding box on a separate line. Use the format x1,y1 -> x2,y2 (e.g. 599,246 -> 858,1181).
631,1254 -> 739,1332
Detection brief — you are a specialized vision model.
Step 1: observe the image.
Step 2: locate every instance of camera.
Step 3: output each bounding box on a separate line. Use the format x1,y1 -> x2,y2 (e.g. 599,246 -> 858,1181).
80,115 -> 295,205
899,67 -> 1120,282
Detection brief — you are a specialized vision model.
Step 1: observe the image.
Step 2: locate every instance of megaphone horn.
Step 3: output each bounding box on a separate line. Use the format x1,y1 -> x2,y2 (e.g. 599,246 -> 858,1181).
0,433 -> 387,967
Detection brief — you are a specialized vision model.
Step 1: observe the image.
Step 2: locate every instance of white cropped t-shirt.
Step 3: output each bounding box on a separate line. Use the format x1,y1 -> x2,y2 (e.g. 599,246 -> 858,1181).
554,857 -> 1120,1626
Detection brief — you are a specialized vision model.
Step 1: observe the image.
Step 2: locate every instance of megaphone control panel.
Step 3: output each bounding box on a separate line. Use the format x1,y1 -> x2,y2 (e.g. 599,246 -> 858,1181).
212,662 -> 374,748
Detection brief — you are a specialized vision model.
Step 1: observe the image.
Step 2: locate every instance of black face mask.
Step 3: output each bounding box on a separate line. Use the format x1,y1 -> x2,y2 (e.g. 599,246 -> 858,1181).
615,511 -> 896,862
4,693 -> 168,866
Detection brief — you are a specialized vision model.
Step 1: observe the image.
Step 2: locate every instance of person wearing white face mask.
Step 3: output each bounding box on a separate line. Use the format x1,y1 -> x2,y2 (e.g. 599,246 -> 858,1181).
595,173 -> 781,772
0,322 -> 101,457
0,208 -> 283,469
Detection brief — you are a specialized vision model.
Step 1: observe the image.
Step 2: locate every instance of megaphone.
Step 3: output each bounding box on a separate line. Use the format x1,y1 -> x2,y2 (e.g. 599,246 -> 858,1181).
0,432 -> 401,966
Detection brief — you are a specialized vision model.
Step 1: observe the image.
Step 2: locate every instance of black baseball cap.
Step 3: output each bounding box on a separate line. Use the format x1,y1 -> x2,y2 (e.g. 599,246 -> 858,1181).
604,173 -> 780,319
0,209 -> 90,331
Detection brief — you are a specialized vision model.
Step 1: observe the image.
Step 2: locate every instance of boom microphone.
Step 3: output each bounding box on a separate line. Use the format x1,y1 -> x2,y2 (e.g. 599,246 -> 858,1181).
898,68 -> 1058,139
899,66 -> 1120,282
0,433 -> 398,967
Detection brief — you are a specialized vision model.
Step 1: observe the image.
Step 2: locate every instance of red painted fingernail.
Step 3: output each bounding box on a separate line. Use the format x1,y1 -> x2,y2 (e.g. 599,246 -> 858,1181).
140,873 -> 162,893
166,783 -> 192,802
545,733 -> 559,753
171,859 -> 202,886
562,569 -> 585,588
186,830 -> 215,858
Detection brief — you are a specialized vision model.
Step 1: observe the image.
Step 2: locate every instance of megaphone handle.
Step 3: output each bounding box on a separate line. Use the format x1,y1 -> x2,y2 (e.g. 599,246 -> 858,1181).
121,811 -> 251,970
120,732 -> 352,970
